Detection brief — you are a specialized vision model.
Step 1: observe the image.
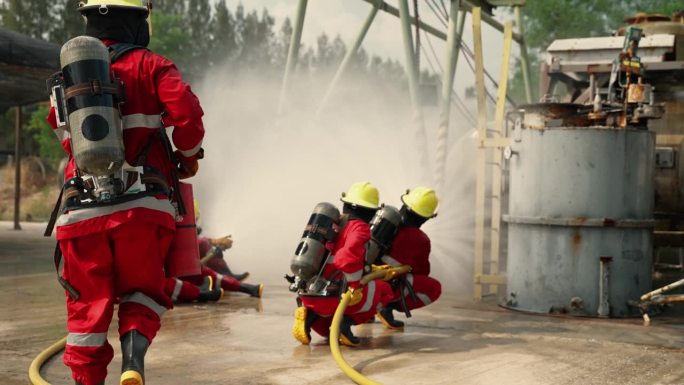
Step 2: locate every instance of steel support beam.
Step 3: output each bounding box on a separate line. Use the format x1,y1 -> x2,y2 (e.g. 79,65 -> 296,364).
473,7 -> 487,301
514,6 -> 532,102
398,0 -> 428,168
317,0 -> 381,116
434,1 -> 464,188
13,106 -> 22,230
278,0 -> 308,114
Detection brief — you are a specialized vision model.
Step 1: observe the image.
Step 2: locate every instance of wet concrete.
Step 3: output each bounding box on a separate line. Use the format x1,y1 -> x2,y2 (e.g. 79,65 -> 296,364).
2,221 -> 684,385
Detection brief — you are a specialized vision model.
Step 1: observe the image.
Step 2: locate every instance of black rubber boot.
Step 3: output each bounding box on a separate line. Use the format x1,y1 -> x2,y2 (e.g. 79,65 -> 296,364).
197,276 -> 223,302
377,304 -> 405,330
120,330 -> 149,385
238,283 -> 264,298
339,316 -> 360,346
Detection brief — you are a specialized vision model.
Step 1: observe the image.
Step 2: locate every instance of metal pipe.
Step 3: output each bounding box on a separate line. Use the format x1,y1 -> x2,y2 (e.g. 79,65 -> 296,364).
13,105 -> 22,231
316,0 -> 380,116
398,0 -> 429,167
473,6 -> 487,301
640,278 -> 684,301
514,6 -> 532,102
278,0 -> 308,115
597,256 -> 612,317
363,0 -> 446,40
434,1 -> 463,188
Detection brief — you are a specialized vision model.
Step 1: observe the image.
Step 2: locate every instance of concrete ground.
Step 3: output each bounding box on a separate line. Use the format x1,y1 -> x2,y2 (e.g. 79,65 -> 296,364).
2,221 -> 684,385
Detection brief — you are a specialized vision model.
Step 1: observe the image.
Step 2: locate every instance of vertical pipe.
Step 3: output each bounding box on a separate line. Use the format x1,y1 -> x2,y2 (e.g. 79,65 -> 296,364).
398,0 -> 429,170
488,21 -> 513,295
13,106 -> 22,231
278,0 -> 308,115
514,6 -> 532,103
472,7 -> 487,301
434,0 -> 463,189
598,256 -> 612,317
316,0 -> 380,116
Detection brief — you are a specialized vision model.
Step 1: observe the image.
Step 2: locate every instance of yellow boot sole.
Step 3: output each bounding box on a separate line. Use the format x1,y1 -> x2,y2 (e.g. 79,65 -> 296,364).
338,333 -> 360,347
375,312 -> 404,331
120,370 -> 143,385
292,307 -> 311,345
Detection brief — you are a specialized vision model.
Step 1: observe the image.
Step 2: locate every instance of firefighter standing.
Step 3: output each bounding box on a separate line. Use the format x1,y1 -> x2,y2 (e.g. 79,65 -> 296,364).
292,182 -> 394,346
46,1 -> 205,384
375,187 -> 442,330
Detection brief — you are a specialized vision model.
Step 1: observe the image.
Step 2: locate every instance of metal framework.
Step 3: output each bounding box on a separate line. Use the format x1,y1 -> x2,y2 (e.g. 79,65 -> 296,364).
279,0 -> 531,301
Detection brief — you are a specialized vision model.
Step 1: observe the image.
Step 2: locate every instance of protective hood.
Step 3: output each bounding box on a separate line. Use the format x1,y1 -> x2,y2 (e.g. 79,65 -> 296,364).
84,8 -> 149,47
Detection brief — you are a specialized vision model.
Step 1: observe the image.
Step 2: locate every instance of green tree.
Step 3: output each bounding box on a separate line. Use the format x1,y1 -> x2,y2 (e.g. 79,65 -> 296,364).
51,0 -> 85,43
29,106 -> 64,168
210,0 -> 237,66
148,12 -> 191,65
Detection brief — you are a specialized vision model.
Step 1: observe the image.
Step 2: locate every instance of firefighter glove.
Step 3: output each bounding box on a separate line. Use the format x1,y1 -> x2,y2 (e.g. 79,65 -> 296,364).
175,150 -> 201,179
348,288 -> 364,306
211,235 -> 233,250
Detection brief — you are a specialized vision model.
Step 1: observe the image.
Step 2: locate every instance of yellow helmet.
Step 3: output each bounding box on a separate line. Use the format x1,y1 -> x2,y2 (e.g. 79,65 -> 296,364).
78,0 -> 150,14
401,187 -> 438,218
340,181 -> 380,209
194,199 -> 201,223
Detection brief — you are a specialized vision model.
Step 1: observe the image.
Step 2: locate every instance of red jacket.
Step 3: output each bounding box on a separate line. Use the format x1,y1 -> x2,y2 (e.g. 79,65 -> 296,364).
48,40 -> 204,240
322,218 -> 370,289
384,226 -> 431,275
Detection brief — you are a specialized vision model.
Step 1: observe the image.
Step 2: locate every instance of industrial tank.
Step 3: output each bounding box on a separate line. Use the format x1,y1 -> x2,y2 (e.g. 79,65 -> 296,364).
502,104 -> 655,317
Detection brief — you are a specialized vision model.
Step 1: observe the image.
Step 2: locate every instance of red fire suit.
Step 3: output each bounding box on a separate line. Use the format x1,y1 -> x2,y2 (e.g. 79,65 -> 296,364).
301,218 -> 393,338
381,226 -> 442,311
48,39 -> 204,385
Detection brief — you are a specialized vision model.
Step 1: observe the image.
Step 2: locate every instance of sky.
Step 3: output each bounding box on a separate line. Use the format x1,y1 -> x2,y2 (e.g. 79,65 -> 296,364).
221,0 -> 519,97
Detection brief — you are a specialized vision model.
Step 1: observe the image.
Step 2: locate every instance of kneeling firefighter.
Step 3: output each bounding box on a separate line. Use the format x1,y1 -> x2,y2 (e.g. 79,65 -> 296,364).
45,1 -> 205,384
289,182 -> 394,346
375,187 -> 442,330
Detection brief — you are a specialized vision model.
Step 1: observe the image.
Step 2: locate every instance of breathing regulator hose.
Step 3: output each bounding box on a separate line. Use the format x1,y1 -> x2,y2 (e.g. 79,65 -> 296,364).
28,336 -> 67,385
329,265 -> 411,385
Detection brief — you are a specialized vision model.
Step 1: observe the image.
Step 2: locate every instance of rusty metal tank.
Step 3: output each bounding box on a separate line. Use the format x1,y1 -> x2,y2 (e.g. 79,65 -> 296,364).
502,104 -> 655,317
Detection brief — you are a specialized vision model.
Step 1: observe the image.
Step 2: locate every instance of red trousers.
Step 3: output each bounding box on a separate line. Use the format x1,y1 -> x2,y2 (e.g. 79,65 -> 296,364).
300,278 -> 394,338
164,265 -> 242,302
390,274 -> 441,311
60,221 -> 173,385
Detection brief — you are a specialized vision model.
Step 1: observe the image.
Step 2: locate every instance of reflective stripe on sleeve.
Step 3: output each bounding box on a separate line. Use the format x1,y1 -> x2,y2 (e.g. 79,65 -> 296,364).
54,127 -> 70,141
171,279 -> 183,301
67,332 -> 107,347
176,140 -> 203,158
215,273 -> 223,284
381,255 -> 402,267
344,269 -> 363,283
358,280 -> 376,313
120,292 -> 166,317
123,113 -> 162,130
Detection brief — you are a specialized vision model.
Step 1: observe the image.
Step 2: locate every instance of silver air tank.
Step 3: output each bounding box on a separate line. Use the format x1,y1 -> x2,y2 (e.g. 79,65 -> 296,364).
290,202 -> 340,280
60,36 -> 124,176
366,205 -> 402,266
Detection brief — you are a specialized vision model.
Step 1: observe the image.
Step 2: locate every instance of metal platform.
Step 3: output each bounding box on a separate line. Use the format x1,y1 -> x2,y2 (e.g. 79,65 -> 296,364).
2,222 -> 684,385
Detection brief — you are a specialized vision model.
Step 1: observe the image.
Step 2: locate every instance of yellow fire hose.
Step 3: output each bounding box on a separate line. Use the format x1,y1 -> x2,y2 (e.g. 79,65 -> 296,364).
329,265 -> 411,385
28,335 -> 67,385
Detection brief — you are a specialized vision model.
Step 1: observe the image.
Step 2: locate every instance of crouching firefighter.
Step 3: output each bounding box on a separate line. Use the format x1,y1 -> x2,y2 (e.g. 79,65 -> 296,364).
287,182 -> 394,346
375,187 -> 442,330
44,1 -> 205,384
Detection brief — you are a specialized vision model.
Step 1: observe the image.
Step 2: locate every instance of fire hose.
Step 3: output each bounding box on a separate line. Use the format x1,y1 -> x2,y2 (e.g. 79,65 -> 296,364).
28,336 -> 66,385
329,265 -> 411,385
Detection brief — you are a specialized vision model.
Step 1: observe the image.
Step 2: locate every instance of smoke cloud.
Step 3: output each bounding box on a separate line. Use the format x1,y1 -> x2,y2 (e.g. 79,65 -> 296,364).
192,67 -> 477,297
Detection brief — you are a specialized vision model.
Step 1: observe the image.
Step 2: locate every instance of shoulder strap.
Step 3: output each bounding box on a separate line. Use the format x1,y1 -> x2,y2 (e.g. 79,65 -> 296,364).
109,43 -> 147,63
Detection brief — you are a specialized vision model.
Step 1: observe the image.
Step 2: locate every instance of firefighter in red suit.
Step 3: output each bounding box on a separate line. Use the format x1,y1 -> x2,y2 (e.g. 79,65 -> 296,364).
292,182 -> 394,346
46,1 -> 204,384
375,187 -> 442,330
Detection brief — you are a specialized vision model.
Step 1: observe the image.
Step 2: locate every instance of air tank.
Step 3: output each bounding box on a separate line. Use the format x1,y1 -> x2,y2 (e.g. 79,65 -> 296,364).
290,202 -> 340,280
60,35 -> 124,176
366,205 -> 402,266
502,104 -> 655,317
